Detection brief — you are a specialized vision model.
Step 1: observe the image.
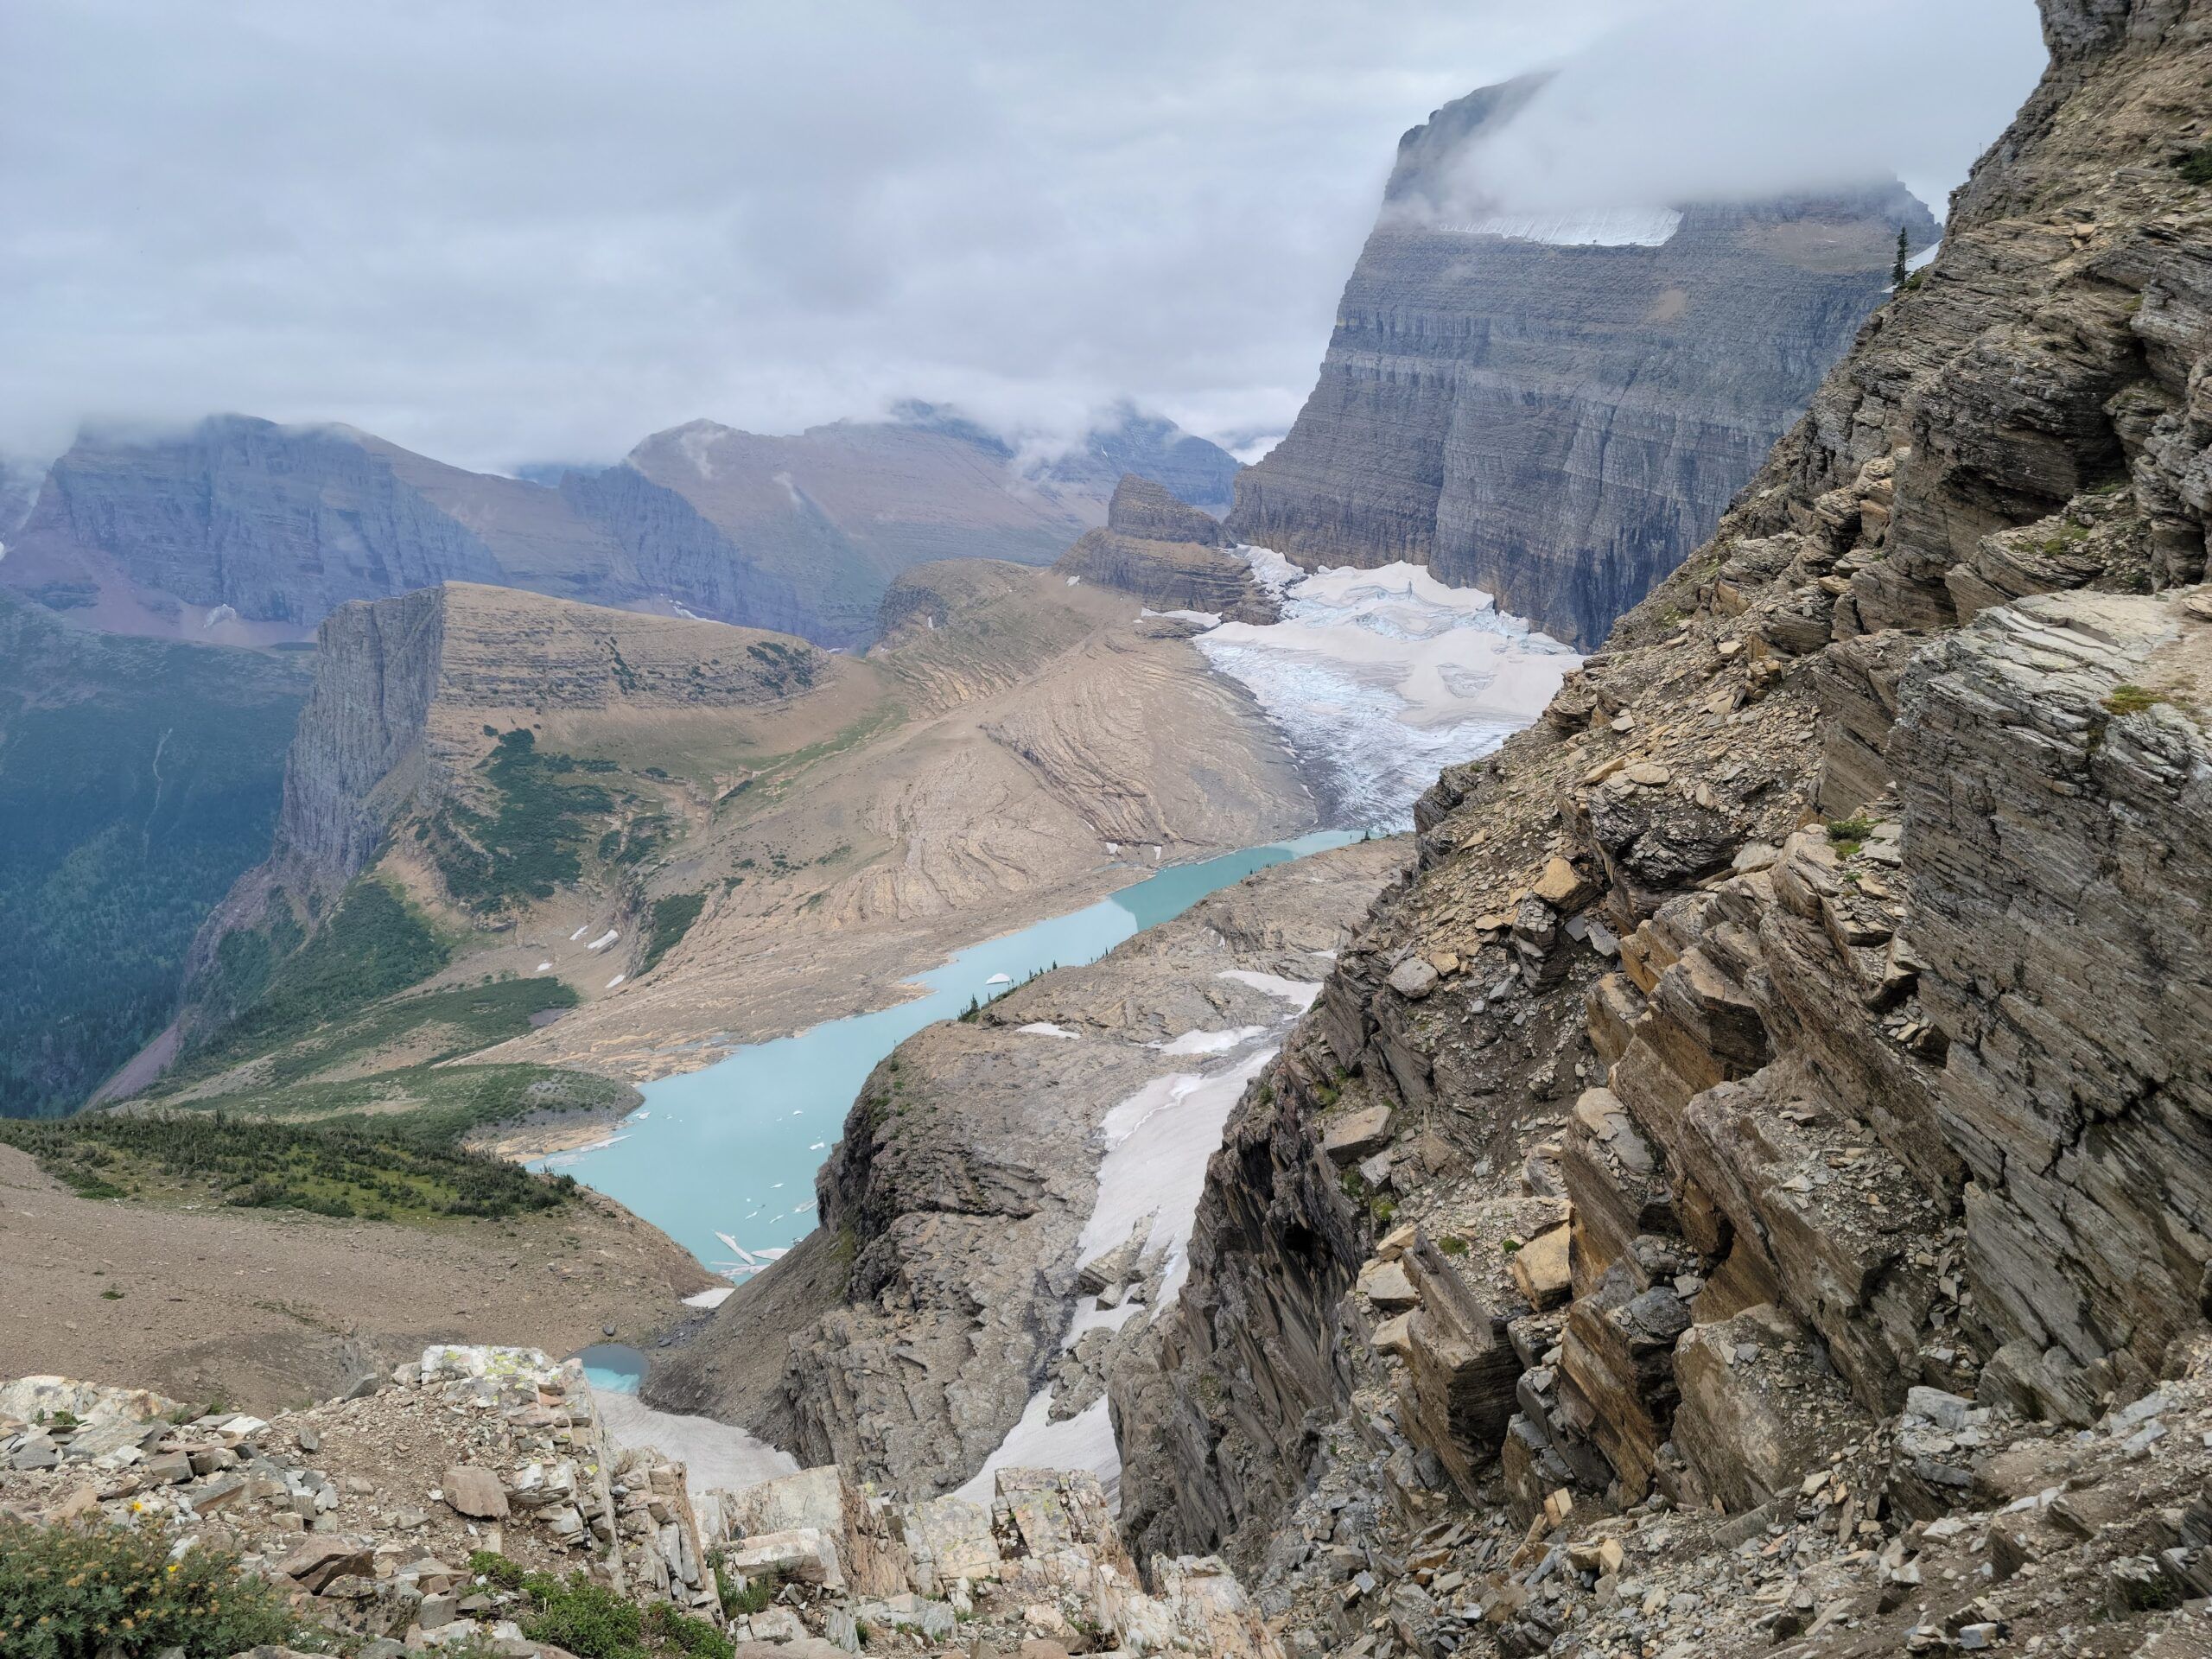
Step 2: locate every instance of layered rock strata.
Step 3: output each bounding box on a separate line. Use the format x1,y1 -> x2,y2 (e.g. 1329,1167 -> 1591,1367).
1111,6 -> 2212,1655
1226,81 -> 1936,649
1055,473 -> 1275,623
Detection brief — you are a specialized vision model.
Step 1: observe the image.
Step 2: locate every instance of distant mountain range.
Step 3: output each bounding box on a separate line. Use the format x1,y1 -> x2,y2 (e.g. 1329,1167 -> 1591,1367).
0,403 -> 1236,651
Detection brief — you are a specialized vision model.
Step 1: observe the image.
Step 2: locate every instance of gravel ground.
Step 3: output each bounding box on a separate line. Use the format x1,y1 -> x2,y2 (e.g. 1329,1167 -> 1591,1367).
0,1145 -> 716,1411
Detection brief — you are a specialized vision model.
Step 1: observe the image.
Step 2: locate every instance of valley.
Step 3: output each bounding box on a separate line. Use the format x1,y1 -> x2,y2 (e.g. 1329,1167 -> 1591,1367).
10,8 -> 2210,1659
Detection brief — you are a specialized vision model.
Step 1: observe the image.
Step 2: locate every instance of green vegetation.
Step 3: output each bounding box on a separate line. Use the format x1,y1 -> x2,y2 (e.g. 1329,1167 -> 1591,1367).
429,729 -> 615,912
0,594 -> 307,1118
1440,1235 -> 1470,1257
516,1569 -> 733,1659
715,1564 -> 774,1618
0,1515 -> 302,1658
744,638 -> 818,696
2105,683 -> 2164,716
1823,815 -> 1877,857
0,1109 -> 577,1221
194,877 -> 449,1065
152,1060 -> 629,1149
1890,226 -> 1909,289
179,969 -> 575,1096
2177,144 -> 2212,187
639,892 -> 707,976
468,1550 -> 529,1591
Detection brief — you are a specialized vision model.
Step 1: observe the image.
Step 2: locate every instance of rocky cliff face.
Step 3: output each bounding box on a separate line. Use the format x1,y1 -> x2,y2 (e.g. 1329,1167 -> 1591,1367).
1226,83 -> 1936,650
4,407 -> 1237,651
1055,474 -> 1275,622
1110,5 -> 2212,1653
178,582 -> 847,1045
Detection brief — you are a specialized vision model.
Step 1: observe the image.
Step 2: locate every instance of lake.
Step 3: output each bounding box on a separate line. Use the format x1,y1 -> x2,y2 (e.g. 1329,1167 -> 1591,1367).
537,830 -> 1357,1273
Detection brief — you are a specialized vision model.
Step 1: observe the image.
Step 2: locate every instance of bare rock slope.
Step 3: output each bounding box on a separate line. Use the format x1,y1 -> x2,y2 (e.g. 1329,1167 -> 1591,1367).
1103,6 -> 2212,1656
1227,76 -> 1936,649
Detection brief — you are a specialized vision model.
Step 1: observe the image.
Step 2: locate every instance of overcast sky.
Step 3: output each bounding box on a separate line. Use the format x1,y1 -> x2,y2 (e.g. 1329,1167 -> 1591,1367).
0,1 -> 2046,474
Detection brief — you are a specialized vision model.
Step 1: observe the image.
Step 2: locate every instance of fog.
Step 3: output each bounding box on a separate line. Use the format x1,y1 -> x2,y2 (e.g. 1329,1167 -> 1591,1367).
0,1 -> 2046,473
1410,1 -> 2046,221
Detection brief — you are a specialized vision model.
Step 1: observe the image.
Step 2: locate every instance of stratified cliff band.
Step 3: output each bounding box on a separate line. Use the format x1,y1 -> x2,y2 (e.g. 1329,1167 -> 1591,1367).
1228,75 -> 1937,649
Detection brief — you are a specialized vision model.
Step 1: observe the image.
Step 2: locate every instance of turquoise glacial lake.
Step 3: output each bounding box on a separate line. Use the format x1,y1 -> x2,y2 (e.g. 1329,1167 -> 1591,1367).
537,832 -> 1357,1274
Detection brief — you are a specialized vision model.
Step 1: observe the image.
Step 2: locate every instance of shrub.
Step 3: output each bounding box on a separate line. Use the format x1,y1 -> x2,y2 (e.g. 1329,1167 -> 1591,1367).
2177,145 -> 2212,187
642,1601 -> 734,1659
467,1548 -> 526,1590
0,1516 -> 298,1658
518,1570 -> 642,1659
715,1562 -> 773,1618
639,893 -> 707,976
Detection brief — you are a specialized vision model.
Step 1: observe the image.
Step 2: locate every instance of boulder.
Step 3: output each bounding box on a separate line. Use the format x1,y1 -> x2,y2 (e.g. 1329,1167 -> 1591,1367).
1508,1224 -> 1573,1311
1670,1304 -> 1872,1513
1322,1105 -> 1395,1165
439,1465 -> 509,1520
726,1527 -> 844,1589
276,1537 -> 375,1594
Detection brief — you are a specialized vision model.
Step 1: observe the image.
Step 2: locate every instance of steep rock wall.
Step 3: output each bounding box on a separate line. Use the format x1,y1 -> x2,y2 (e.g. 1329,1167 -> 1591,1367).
1225,84 -> 1935,650
1116,0 -> 2212,1609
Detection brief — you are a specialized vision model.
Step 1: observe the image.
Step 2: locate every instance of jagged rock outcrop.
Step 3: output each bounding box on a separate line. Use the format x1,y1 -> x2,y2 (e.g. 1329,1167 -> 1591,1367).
3,407 -> 1236,650
1226,79 -> 1936,649
1055,474 -> 1275,622
1114,7 -> 2212,1654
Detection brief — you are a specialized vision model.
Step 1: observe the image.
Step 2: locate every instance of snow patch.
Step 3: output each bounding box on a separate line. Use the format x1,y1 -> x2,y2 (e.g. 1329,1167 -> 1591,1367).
1217,969 -> 1324,1009
1198,553 -> 1577,827
1018,1021 -> 1080,1039
587,929 -> 620,952
1440,207 -> 1681,246
1154,1025 -> 1265,1057
683,1287 -> 734,1309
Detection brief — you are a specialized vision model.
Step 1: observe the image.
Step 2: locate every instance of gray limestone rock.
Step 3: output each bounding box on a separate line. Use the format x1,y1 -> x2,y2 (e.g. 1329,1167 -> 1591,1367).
1227,78 -> 1935,649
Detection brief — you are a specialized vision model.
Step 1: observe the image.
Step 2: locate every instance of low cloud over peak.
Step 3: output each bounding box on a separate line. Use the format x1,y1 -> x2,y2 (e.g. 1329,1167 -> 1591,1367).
0,0 -> 2044,473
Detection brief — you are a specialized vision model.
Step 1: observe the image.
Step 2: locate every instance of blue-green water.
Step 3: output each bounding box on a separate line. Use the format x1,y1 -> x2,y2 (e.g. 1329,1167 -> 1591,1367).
537,832 -> 1355,1272
578,1343 -> 645,1394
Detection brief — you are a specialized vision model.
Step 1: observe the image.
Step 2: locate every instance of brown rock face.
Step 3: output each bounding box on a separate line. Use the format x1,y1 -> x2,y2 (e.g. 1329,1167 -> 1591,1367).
1112,0 -> 2212,1599
1226,78 -> 1934,649
1053,474 -> 1274,623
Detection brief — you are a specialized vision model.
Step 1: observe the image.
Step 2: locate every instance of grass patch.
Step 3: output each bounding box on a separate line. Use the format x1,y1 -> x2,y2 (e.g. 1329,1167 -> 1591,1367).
0,1110 -> 578,1222
0,1514 -> 302,1658
1823,814 -> 1876,857
639,893 -> 706,976
175,976 -> 577,1096
153,1061 -> 632,1150
517,1569 -> 733,1659
428,729 -> 616,914
2105,683 -> 2164,716
194,877 -> 450,1066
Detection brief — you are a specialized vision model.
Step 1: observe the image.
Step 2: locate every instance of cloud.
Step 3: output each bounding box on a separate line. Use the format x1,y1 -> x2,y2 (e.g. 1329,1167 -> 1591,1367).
0,0 -> 2043,473
1413,0 -> 2047,221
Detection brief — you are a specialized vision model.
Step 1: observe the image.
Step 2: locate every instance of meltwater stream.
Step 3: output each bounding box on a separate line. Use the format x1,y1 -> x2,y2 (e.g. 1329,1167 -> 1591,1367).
536,831 -> 1356,1277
